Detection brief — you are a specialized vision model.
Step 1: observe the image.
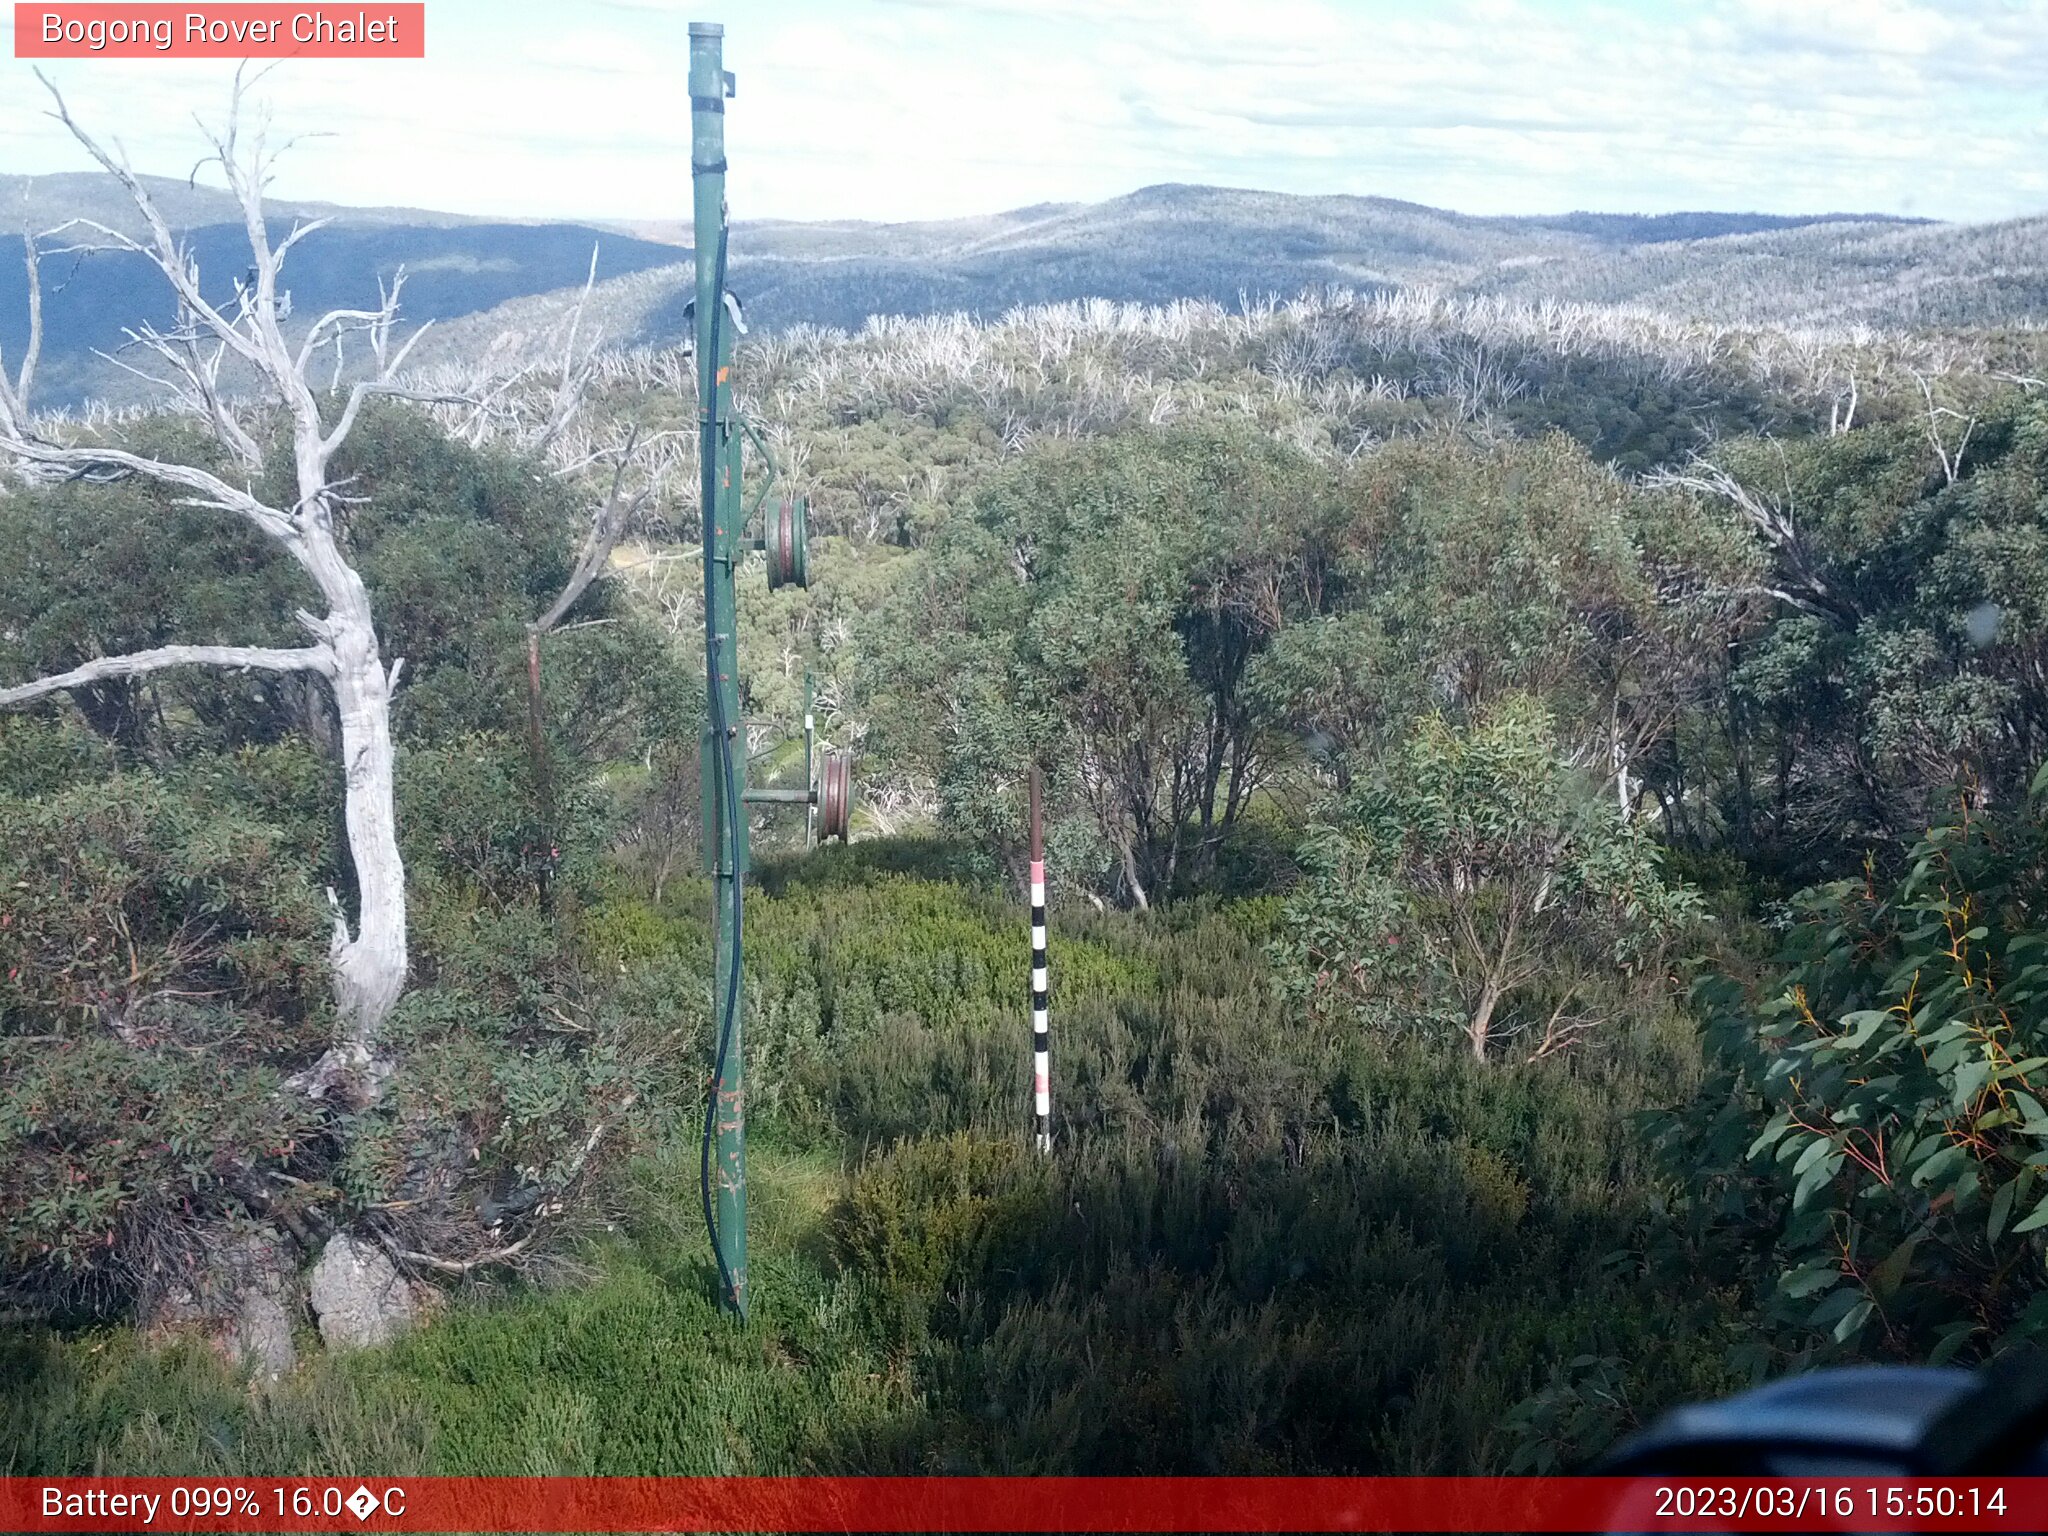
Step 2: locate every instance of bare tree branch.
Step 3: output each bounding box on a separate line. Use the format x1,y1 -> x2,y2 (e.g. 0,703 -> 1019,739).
273,215 -> 331,263
0,644 -> 331,707
0,222 -> 41,435
0,436 -> 300,544
1648,456 -> 1856,625
1828,368 -> 1857,436
295,306 -> 395,375
13,229 -> 39,410
1908,366 -> 1976,487
34,70 -> 270,377
532,427 -> 645,639
377,1231 -> 538,1276
534,244 -> 602,453
323,376 -> 464,457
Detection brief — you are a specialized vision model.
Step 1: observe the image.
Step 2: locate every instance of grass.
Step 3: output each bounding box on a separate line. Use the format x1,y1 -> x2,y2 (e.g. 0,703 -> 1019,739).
3,1145 -> 904,1477
2,863 -> 1745,1477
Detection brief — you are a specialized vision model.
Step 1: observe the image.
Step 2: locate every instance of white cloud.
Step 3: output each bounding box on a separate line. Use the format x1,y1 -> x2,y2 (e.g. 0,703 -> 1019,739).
0,0 -> 2042,224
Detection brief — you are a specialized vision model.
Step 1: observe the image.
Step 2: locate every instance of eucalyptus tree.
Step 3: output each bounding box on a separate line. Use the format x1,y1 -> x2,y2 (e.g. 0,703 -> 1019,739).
1650,395 -> 2048,862
1251,433 -> 1756,818
1278,698 -> 1701,1062
866,424 -> 1330,905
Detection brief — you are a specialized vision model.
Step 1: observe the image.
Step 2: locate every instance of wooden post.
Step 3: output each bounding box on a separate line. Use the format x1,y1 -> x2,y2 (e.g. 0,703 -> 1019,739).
1028,766 -> 1051,1153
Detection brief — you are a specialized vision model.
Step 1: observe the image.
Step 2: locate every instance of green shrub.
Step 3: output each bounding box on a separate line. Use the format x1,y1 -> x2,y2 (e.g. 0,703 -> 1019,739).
5,841 -> 1738,1475
1276,700 -> 1700,1061
0,766 -> 329,1310
1672,789 -> 2048,1370
835,1132 -> 1052,1342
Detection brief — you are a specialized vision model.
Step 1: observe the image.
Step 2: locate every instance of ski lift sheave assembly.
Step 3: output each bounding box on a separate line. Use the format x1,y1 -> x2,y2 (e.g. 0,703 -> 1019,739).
688,19 -> 853,1322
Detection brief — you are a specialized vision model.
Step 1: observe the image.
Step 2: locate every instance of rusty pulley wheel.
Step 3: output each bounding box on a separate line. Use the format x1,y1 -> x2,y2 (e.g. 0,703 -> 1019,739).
765,495 -> 810,591
817,748 -> 853,843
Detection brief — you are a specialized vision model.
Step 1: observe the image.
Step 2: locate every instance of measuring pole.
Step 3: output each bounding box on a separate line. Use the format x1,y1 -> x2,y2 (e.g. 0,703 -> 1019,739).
691,19 -> 747,1318
1028,767 -> 1051,1152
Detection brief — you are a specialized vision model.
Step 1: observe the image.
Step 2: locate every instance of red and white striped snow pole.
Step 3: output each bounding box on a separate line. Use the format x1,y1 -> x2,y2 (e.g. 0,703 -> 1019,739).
1028,765 -> 1051,1153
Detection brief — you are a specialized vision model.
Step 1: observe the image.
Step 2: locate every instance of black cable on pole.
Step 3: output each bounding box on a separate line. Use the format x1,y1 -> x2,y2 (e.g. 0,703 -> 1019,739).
698,213 -> 745,1316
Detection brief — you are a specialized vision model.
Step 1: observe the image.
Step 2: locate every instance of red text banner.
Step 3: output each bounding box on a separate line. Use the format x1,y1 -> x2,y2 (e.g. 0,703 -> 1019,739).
4,1476 -> 2048,1532
14,5 -> 425,58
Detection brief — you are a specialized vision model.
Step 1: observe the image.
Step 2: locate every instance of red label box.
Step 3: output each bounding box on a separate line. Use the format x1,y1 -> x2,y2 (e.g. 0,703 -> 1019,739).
6,1476 -> 2048,1533
14,4 -> 426,58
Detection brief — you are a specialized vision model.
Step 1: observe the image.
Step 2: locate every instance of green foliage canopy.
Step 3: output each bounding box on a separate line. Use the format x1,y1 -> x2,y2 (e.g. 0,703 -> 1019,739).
1278,700 -> 1700,1060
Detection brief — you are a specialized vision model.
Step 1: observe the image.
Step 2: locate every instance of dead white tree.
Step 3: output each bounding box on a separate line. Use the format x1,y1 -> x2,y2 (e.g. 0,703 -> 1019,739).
1649,453 -> 1856,627
0,217 -> 42,425
532,427 -> 648,641
1828,368 -> 1858,436
1908,366 -> 1976,487
0,73 -> 463,1093
531,244 -> 603,454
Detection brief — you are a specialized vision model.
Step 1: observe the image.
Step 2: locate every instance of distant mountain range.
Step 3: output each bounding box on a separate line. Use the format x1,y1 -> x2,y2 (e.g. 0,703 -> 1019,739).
2,174 -> 2040,407
0,173 -> 684,405
695,186 -> 1966,334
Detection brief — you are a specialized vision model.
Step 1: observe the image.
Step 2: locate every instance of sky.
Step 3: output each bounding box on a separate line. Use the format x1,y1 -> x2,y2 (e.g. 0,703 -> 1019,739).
1,0 -> 2045,226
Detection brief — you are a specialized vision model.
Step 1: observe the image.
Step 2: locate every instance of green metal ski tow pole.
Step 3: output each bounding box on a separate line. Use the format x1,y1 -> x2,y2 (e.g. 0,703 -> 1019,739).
691,18 -> 747,1320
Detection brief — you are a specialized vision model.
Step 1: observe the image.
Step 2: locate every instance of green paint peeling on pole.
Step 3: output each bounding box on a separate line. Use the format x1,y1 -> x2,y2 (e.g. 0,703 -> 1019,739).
691,18 -> 748,1320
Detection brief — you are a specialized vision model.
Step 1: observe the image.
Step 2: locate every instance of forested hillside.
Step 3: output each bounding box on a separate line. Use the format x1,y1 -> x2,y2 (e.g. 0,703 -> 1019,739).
9,139 -> 2048,1480
416,186 -> 2043,372
24,177 -> 2039,409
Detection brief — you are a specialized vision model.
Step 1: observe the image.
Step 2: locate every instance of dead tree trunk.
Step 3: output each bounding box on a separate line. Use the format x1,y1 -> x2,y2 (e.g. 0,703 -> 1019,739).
523,426 -> 646,890
319,582 -> 409,1043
